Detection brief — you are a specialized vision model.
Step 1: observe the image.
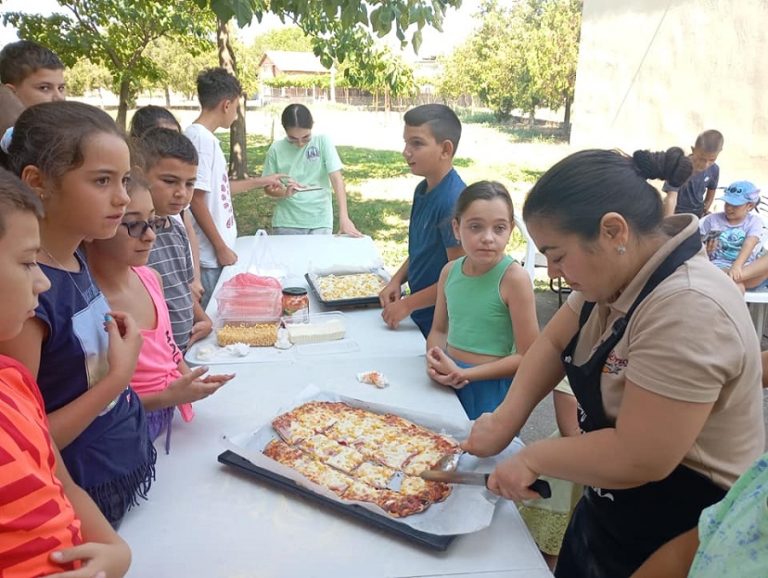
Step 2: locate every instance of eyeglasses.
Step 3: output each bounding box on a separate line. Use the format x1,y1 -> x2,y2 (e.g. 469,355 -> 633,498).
120,216 -> 170,238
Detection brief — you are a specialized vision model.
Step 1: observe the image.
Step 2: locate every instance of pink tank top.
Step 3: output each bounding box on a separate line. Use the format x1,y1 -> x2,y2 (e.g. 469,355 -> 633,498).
130,266 -> 193,422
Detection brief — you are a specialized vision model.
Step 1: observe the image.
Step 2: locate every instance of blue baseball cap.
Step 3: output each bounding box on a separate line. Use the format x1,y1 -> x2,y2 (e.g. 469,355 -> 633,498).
719,181 -> 761,206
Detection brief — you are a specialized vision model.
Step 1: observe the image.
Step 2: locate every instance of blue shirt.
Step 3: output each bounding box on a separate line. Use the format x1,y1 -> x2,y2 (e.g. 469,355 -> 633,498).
35,252 -> 155,523
663,163 -> 719,217
407,168 -> 465,335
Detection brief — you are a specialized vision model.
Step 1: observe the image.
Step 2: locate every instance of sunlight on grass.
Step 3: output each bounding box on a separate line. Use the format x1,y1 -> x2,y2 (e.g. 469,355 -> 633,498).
221,132 -> 543,275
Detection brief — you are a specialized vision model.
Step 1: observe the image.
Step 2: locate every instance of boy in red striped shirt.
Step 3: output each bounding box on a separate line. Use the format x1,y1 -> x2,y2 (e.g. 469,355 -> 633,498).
0,168 -> 130,577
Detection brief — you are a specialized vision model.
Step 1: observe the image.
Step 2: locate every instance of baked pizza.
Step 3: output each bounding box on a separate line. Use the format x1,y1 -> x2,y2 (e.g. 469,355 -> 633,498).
264,401 -> 460,517
315,273 -> 387,301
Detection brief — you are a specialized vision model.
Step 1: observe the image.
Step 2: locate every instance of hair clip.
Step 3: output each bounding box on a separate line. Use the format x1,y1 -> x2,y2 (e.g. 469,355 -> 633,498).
0,127 -> 12,154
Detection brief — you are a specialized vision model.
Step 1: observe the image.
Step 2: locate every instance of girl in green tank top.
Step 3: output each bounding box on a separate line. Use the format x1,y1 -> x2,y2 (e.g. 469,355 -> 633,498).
425,181 -> 539,419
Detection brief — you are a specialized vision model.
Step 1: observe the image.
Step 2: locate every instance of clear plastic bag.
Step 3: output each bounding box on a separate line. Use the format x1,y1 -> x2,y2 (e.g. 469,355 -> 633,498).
247,229 -> 286,281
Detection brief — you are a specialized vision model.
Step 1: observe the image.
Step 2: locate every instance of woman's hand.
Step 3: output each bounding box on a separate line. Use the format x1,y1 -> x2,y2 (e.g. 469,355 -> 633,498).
729,264 -> 744,282
45,540 -> 131,577
487,449 -> 545,502
426,347 -> 469,388
338,216 -> 363,237
461,411 -> 513,457
104,312 -> 142,388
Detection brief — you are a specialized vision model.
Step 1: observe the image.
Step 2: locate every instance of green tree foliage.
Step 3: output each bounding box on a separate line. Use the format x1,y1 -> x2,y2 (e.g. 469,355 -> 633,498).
4,0 -> 215,128
437,0 -> 581,123
145,37 -> 218,102
202,0 -> 460,175
64,59 -> 112,97
200,0 -> 462,66
249,26 -> 314,61
343,46 -> 417,110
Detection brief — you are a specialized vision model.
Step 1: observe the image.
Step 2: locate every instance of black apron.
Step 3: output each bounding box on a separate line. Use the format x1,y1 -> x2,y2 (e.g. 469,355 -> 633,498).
555,231 -> 726,578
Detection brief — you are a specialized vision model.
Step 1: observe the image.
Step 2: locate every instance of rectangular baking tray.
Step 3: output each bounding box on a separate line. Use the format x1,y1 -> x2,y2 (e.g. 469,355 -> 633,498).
217,449 -> 456,551
305,271 -> 390,308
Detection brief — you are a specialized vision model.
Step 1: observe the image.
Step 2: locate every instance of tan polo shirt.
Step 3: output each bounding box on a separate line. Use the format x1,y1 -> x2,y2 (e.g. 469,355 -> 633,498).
567,214 -> 764,488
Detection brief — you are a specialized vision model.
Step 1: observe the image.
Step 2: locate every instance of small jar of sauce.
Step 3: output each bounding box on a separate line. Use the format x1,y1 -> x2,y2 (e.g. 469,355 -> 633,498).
282,287 -> 309,321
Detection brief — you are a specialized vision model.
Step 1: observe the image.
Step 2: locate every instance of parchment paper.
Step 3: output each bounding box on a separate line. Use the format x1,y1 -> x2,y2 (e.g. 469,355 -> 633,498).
222,385 -> 526,536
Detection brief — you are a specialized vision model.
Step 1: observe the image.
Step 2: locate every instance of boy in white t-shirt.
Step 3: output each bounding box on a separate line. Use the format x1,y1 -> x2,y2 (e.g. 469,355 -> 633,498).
699,180 -> 763,289
184,67 -> 285,308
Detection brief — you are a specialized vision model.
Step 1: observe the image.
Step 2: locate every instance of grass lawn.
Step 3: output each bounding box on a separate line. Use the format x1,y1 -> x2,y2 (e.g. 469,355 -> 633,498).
220,131 -> 547,275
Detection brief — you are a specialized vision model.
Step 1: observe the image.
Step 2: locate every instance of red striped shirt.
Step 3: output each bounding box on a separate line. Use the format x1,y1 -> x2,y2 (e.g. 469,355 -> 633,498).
0,356 -> 82,577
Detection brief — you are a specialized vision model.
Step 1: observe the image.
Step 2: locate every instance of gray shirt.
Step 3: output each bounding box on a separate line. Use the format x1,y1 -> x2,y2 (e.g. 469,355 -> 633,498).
148,216 -> 195,351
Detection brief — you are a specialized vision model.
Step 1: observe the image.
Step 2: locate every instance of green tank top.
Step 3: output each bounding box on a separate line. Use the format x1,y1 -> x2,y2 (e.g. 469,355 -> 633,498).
445,255 -> 516,357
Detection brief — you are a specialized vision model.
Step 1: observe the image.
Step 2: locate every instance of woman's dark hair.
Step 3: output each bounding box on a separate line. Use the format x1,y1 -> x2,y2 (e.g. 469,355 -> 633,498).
455,180 -> 514,222
0,167 -> 43,238
129,105 -> 181,139
523,148 -> 692,240
7,101 -> 126,183
281,103 -> 313,130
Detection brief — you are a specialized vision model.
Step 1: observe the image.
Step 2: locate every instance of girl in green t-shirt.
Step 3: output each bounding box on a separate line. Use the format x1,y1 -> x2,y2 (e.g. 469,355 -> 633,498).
262,104 -> 362,236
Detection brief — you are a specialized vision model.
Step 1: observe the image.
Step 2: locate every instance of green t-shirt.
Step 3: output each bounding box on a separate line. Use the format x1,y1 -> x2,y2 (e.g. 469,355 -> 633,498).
262,134 -> 342,229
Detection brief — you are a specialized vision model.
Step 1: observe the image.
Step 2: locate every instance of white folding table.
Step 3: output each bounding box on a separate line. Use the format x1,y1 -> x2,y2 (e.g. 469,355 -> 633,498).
118,235 -> 553,577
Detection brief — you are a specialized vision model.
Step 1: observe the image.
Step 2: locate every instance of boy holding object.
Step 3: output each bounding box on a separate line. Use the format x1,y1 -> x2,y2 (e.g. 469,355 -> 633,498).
379,104 -> 466,337
184,67 -> 285,307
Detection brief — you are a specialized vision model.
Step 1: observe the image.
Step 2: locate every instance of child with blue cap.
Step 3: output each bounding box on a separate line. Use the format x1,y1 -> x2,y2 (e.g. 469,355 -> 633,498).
699,180 -> 763,288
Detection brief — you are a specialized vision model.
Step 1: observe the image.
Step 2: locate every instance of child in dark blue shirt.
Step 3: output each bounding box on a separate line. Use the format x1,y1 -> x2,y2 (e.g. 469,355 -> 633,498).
663,129 -> 723,217
379,104 -> 466,337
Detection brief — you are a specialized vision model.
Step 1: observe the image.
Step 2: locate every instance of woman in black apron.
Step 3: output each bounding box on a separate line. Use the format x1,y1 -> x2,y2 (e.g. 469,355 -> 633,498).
463,148 -> 765,578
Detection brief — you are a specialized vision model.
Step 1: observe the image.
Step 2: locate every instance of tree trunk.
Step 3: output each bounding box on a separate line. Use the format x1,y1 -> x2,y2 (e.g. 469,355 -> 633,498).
116,77 -> 131,130
165,85 -> 171,108
217,18 -> 247,179
563,91 -> 573,140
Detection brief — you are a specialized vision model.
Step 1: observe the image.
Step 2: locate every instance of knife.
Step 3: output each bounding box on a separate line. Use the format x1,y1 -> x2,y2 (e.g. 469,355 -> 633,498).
420,470 -> 552,499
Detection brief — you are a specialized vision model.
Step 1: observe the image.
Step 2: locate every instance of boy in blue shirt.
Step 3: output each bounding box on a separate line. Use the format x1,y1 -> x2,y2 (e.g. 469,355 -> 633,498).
379,104 -> 465,337
663,129 -> 723,217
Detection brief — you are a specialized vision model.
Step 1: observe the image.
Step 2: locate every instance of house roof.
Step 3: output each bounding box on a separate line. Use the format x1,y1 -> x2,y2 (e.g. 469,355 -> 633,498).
259,51 -> 328,74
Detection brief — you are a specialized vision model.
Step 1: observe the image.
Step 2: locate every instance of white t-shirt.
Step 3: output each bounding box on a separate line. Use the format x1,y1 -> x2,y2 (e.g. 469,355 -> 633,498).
183,123 -> 237,268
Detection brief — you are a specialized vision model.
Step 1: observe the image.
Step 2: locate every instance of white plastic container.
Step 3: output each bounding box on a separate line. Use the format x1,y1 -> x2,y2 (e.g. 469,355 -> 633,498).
282,311 -> 346,345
